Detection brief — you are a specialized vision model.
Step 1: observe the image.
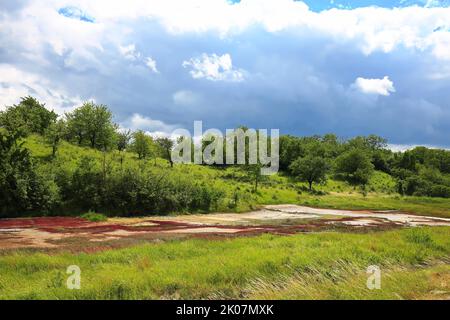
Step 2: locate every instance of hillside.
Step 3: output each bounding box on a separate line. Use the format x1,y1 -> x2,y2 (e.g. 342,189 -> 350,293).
23,134 -> 450,218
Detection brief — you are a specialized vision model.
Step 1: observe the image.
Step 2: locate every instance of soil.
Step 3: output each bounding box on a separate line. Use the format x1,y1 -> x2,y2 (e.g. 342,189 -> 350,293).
0,205 -> 449,252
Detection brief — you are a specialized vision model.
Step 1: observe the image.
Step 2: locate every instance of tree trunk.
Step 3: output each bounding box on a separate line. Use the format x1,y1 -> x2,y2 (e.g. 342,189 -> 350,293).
91,133 -> 96,148
308,180 -> 313,191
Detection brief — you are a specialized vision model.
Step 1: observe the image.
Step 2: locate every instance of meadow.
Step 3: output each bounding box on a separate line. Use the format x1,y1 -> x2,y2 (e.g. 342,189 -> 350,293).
0,227 -> 448,299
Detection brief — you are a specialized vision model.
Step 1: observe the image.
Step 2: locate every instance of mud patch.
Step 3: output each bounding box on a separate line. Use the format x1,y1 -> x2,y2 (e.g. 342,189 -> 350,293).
266,205 -> 450,227
1,205 -> 448,252
161,227 -> 257,234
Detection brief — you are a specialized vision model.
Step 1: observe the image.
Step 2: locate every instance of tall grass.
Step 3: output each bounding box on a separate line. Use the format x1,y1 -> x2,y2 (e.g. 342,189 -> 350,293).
0,227 -> 448,299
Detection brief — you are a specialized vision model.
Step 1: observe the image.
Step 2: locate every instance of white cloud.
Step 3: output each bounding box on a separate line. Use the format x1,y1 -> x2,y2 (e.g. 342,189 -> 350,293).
182,53 -> 245,82
122,113 -> 177,133
2,1 -> 450,64
119,44 -> 141,61
43,1 -> 450,59
0,64 -> 83,114
145,57 -> 159,73
388,143 -> 449,152
353,76 -> 396,96
119,45 -> 159,73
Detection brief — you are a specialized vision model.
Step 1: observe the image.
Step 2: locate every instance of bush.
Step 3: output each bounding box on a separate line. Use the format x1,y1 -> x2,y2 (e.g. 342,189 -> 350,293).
81,211 -> 107,222
0,131 -> 60,217
429,185 -> 450,198
335,149 -> 374,185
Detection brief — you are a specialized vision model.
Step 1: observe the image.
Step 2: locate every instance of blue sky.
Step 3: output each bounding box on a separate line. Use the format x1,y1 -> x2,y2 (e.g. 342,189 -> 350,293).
233,0 -> 450,11
1,0 -> 450,148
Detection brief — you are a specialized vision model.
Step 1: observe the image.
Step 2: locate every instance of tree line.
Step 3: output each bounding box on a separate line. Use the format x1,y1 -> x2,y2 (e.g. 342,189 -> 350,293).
0,96 -> 449,217
279,134 -> 450,197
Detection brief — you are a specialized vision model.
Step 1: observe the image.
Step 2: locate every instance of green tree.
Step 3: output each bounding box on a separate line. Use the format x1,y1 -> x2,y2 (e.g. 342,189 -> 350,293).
335,149 -> 374,185
117,130 -> 132,152
279,135 -> 305,171
244,163 -> 266,193
0,96 -> 57,136
66,102 -> 117,149
289,156 -> 329,190
45,119 -> 66,157
156,137 -> 174,167
131,130 -> 154,160
0,130 -> 59,216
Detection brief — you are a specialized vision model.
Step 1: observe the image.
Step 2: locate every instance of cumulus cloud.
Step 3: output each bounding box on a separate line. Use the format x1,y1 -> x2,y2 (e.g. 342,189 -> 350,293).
182,53 -> 245,82
0,64 -> 83,114
32,0 -> 450,60
353,76 -> 396,96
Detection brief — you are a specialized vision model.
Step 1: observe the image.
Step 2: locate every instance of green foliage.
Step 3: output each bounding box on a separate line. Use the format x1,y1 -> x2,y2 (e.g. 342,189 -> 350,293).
1,96 -> 449,218
81,211 -> 108,222
0,130 -> 59,216
130,130 -> 155,160
65,102 -> 117,150
289,156 -> 329,190
335,149 -> 374,185
0,96 -> 57,136
155,137 -> 174,167
117,129 -> 131,152
44,119 -> 66,157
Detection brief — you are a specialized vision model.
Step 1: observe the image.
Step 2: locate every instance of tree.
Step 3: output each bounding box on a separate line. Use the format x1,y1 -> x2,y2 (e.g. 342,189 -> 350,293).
131,130 -> 154,160
289,156 -> 329,190
45,119 -> 66,157
66,102 -> 117,149
0,130 -> 59,216
0,96 -> 57,136
279,135 -> 305,171
244,163 -> 266,193
117,130 -> 131,152
156,137 -> 174,167
335,149 -> 374,185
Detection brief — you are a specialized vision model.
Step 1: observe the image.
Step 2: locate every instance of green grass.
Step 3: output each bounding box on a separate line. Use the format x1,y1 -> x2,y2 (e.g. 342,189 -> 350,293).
0,227 -> 448,299
23,134 -> 450,218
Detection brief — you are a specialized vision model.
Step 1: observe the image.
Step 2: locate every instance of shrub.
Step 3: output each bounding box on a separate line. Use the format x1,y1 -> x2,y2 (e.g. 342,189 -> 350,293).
81,211 -> 107,222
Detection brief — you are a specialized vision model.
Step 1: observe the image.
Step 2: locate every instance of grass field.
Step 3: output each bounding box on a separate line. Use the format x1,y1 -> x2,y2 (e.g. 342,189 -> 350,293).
0,135 -> 446,300
0,227 -> 449,299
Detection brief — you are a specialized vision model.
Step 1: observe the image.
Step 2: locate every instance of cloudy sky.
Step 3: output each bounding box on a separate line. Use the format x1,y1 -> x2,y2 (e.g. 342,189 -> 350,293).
1,0 -> 450,147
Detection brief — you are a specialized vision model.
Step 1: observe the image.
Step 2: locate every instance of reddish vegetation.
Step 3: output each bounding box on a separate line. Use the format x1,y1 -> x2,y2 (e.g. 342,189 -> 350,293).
0,217 -> 92,229
0,215 -> 400,252
0,215 -> 386,235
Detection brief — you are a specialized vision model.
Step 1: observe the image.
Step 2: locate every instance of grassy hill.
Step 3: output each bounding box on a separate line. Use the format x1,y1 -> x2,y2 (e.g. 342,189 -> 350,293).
24,135 -> 450,218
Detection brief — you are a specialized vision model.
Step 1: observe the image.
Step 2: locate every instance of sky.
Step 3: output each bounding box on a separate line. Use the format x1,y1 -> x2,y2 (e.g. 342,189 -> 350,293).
1,0 -> 450,147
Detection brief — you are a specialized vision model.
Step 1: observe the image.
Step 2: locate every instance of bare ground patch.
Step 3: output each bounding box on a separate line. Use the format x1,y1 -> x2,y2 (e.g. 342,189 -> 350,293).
1,205 -> 449,252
